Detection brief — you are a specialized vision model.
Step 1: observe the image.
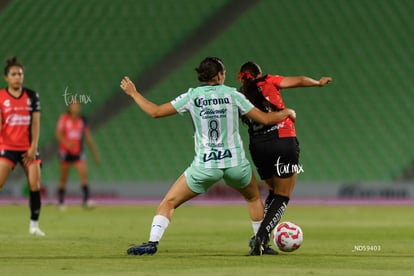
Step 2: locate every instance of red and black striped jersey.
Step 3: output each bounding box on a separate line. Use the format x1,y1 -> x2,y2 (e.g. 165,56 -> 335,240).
0,87 -> 40,151
257,75 -> 296,138
56,113 -> 88,155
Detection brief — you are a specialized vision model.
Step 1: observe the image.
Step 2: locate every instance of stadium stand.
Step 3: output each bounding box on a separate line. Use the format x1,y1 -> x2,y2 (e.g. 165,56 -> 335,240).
202,0 -> 414,182
0,0 -> 231,183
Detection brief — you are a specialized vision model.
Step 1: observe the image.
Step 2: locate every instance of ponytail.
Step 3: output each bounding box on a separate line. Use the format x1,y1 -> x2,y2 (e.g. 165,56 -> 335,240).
4,56 -> 24,76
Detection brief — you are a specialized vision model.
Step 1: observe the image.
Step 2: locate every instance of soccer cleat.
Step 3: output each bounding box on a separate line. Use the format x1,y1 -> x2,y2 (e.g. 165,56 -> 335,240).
127,241 -> 158,256
262,236 -> 278,255
248,236 -> 264,256
29,227 -> 46,236
263,243 -> 279,255
83,200 -> 96,209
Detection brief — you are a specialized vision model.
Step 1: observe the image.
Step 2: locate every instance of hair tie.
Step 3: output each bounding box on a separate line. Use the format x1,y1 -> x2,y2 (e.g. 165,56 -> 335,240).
237,71 -> 255,81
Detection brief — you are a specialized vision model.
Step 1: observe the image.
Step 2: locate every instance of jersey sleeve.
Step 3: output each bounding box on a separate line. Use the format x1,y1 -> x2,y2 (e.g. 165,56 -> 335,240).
27,89 -> 41,112
234,90 -> 254,115
267,74 -> 285,89
171,90 -> 191,114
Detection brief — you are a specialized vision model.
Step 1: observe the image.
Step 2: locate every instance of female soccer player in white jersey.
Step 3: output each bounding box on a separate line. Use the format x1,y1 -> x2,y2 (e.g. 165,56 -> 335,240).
120,57 -> 296,256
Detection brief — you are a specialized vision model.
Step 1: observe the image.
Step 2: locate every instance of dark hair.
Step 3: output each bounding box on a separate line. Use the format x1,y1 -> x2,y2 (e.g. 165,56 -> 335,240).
4,56 -> 24,76
239,61 -> 262,79
195,57 -> 225,82
238,61 -> 277,113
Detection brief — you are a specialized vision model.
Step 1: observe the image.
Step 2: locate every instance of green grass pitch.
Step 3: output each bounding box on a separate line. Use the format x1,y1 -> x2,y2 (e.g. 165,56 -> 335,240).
0,203 -> 413,275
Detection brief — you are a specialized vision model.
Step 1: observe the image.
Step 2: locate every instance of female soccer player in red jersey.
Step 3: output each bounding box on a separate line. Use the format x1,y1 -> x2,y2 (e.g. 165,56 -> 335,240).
0,57 -> 45,236
237,61 -> 331,255
56,101 -> 99,209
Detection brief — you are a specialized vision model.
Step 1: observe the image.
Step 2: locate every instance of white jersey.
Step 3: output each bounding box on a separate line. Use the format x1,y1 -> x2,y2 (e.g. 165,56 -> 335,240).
171,84 -> 254,168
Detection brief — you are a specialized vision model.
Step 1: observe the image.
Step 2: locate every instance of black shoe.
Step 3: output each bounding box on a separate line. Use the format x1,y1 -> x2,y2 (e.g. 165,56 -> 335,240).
262,236 -> 279,255
127,241 -> 158,255
263,243 -> 279,255
248,236 -> 264,256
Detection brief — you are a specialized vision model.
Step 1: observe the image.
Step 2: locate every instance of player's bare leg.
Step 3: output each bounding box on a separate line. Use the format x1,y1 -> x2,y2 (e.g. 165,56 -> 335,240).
75,161 -> 93,208
0,161 -> 12,190
127,174 -> 198,255
58,163 -> 70,209
235,172 -> 264,222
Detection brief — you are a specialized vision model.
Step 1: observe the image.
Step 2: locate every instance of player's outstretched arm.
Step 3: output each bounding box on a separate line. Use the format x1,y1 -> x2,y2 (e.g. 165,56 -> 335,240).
280,76 -> 332,89
247,107 -> 296,125
120,76 -> 177,118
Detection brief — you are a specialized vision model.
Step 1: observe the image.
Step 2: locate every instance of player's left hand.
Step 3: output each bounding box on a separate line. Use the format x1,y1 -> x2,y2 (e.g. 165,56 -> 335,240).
287,108 -> 296,122
120,77 -> 137,96
22,148 -> 36,166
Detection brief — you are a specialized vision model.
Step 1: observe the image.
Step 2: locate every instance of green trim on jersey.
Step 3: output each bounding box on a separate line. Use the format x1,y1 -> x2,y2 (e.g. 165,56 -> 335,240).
171,84 -> 254,169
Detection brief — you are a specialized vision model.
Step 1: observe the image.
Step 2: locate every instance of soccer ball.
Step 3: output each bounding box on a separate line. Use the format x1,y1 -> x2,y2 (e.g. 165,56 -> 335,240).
272,221 -> 303,252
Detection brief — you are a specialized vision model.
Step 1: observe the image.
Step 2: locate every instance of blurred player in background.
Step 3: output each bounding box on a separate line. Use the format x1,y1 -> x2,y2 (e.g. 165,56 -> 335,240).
120,57 -> 296,256
237,61 -> 331,255
0,56 -> 45,236
56,100 -> 99,210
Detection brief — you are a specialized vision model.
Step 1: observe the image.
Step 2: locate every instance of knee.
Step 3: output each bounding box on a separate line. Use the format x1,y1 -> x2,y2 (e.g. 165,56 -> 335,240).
244,191 -> 261,203
159,197 -> 177,210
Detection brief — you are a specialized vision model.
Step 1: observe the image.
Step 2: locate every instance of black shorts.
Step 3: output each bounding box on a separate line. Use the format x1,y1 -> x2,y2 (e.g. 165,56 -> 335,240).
0,149 -> 41,168
249,132 -> 300,179
59,152 -> 85,163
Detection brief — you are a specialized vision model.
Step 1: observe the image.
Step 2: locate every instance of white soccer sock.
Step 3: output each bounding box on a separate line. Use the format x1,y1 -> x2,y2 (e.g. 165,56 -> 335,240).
30,220 -> 39,228
149,215 -> 170,242
251,220 -> 262,235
